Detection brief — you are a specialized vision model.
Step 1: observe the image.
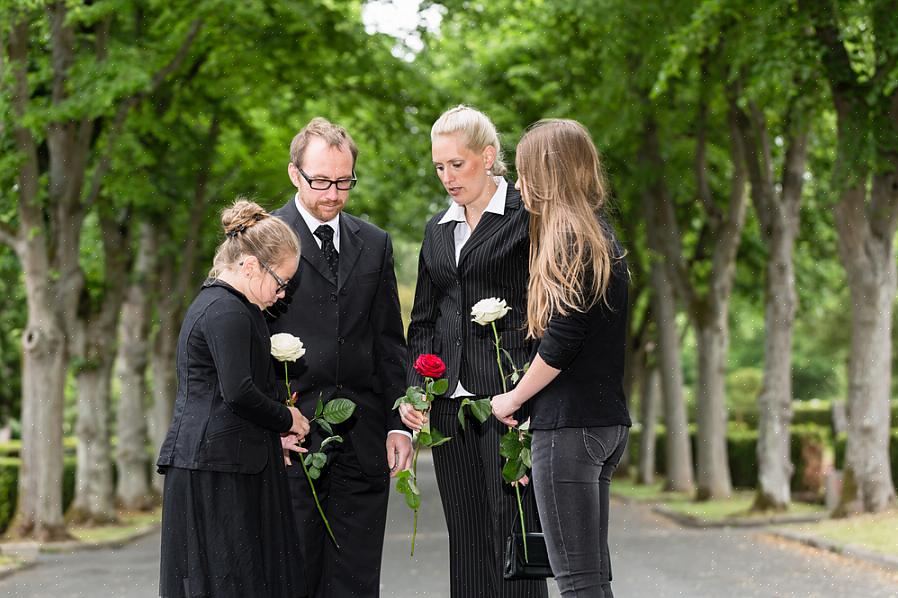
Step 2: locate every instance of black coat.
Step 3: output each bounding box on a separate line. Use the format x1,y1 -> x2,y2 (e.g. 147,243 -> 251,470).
157,281 -> 292,474
407,184 -> 533,395
269,199 -> 408,477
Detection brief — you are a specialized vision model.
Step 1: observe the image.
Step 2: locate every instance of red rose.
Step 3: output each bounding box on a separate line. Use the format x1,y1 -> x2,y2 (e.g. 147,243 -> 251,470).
414,354 -> 446,379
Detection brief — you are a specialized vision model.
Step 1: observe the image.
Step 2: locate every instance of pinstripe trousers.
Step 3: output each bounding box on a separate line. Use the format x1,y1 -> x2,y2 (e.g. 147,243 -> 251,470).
431,396 -> 549,598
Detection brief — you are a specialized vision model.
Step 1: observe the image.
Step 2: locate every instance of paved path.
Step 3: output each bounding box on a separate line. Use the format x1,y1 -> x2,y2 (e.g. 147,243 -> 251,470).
3,452 -> 898,597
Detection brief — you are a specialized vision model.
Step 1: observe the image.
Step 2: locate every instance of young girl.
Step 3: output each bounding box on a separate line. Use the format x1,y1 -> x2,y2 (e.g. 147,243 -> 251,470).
158,199 -> 310,598
492,119 -> 631,598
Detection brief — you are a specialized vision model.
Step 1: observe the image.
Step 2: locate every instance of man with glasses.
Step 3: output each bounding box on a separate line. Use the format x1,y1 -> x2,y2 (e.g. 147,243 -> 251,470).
269,117 -> 412,598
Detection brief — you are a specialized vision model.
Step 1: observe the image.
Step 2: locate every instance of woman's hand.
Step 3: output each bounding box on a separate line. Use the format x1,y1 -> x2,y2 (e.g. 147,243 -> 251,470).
491,391 -> 522,427
280,432 -> 307,466
399,403 -> 428,431
288,406 -> 310,439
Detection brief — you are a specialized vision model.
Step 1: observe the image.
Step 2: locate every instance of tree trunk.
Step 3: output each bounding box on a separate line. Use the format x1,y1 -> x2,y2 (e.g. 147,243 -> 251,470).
753,225 -> 797,511
69,357 -> 118,524
694,306 -> 733,500
834,191 -> 898,514
637,366 -> 660,485
115,224 -> 157,510
651,263 -> 694,493
739,104 -> 806,512
14,302 -> 69,540
149,255 -> 181,493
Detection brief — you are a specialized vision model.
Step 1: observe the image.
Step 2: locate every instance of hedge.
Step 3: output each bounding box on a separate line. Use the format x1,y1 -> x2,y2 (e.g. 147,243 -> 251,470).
735,400 -> 898,430
629,423 -> 833,490
0,456 -> 76,535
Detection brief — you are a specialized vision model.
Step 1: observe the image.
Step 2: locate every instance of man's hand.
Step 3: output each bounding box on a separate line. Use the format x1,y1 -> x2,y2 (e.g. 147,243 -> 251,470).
386,433 -> 413,477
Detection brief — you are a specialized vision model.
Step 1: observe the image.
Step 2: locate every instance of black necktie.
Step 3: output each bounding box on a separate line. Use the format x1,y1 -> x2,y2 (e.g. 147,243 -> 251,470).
314,225 -> 339,279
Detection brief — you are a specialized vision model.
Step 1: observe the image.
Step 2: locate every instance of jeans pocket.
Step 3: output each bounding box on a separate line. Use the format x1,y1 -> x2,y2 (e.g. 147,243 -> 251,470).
582,426 -> 622,466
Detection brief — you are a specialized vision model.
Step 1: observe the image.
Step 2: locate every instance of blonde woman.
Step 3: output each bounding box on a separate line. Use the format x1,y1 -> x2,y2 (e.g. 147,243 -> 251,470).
491,120 -> 631,598
403,106 -> 548,598
157,200 -> 310,598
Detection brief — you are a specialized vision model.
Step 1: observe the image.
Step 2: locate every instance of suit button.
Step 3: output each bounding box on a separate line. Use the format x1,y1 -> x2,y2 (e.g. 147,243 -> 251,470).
340,288 -> 347,295
336,383 -> 343,390
456,310 -> 461,316
456,339 -> 462,346
338,337 -> 345,344
330,292 -> 338,302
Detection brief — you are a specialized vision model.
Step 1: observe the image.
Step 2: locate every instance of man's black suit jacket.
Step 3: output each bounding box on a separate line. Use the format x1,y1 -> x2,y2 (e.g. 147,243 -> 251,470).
270,198 -> 408,476
407,184 -> 533,395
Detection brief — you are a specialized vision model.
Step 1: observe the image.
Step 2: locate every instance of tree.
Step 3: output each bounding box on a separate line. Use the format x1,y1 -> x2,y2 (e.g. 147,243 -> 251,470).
0,1 -> 203,538
800,0 -> 898,513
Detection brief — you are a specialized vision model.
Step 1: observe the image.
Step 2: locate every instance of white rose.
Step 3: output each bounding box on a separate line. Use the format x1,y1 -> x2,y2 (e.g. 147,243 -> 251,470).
471,297 -> 511,326
270,333 -> 306,362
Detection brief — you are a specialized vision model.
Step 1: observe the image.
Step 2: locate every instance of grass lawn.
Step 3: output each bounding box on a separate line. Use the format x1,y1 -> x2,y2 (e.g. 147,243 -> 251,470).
68,507 -> 161,544
789,511 -> 898,557
613,479 -> 827,522
0,554 -> 18,567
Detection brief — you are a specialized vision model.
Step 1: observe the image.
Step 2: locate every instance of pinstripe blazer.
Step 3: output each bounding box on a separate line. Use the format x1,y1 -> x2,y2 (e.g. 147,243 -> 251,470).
407,183 -> 532,396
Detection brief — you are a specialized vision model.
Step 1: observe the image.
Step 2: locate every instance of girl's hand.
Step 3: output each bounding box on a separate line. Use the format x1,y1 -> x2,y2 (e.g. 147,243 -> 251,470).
280,433 -> 307,466
491,392 -> 521,427
288,406 -> 310,439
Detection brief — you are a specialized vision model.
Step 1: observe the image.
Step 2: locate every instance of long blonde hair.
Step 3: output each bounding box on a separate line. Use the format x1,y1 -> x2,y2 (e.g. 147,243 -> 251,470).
516,119 -> 614,339
208,199 -> 300,278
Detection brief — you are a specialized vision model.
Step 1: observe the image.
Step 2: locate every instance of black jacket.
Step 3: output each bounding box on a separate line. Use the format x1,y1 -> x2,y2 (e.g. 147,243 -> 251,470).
407,184 -> 533,396
269,199 -> 408,477
157,281 -> 292,474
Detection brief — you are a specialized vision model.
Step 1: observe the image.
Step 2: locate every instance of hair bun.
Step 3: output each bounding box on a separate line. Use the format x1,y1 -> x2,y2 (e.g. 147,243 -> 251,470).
222,199 -> 269,237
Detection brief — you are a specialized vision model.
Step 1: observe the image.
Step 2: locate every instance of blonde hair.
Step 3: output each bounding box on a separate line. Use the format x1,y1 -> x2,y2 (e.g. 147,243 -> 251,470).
516,119 -> 615,338
431,105 -> 507,176
208,199 -> 300,278
290,117 -> 358,169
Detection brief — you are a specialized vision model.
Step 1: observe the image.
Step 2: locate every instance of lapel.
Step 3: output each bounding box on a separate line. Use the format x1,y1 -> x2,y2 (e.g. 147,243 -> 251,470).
457,186 -> 523,269
283,198 -> 338,286
437,213 -> 459,272
337,215 -> 362,291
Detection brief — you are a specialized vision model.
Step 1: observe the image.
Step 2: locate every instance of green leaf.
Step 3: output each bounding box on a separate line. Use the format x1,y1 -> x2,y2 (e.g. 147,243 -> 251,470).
510,371 -> 520,385
499,431 -> 523,459
470,398 -> 492,423
417,431 -> 432,446
395,469 -> 412,493
393,396 -> 406,410
457,399 -> 471,430
311,452 -> 328,469
412,396 -> 430,411
404,491 -> 421,510
502,458 -> 527,484
323,398 -> 356,424
318,420 -> 333,435
303,454 -> 313,466
308,466 -> 321,480
315,399 -> 324,419
320,435 -> 343,450
521,447 -> 532,468
429,427 -> 451,447
431,378 -> 449,395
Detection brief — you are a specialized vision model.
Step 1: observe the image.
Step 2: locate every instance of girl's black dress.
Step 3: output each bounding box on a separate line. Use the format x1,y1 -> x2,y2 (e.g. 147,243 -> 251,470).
157,280 -> 306,598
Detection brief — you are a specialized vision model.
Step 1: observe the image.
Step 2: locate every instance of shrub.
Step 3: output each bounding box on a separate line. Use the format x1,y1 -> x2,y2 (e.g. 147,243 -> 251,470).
0,457 -> 78,535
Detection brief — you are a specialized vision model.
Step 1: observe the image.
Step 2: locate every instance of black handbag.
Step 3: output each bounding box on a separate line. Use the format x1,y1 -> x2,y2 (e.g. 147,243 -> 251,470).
502,487 -> 553,580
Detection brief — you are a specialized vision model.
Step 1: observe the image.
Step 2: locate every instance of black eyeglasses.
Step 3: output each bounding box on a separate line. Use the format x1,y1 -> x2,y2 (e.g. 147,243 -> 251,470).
258,258 -> 290,293
298,168 -> 357,191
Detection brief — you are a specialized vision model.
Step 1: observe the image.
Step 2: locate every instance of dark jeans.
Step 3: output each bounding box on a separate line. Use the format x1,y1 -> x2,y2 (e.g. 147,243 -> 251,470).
531,425 -> 629,598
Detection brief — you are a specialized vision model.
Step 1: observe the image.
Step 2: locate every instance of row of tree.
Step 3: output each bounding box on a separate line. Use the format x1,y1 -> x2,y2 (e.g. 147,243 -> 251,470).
1,0 -> 895,540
